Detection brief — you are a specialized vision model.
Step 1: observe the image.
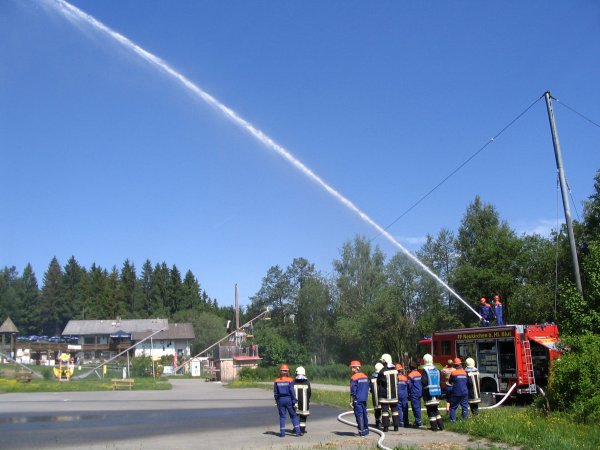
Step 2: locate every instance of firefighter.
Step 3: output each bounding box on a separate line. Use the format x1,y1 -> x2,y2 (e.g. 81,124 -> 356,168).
396,363 -> 410,428
465,358 -> 481,416
448,358 -> 471,421
421,354 -> 444,431
294,366 -> 311,433
407,362 -> 423,427
377,353 -> 399,432
349,360 -> 370,436
494,295 -> 504,326
274,364 -> 302,437
442,359 -> 455,415
479,297 -> 492,326
370,362 -> 384,429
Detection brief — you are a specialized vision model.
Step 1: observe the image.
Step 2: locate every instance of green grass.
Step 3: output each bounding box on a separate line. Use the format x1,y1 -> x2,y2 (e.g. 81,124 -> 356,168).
446,406 -> 600,450
0,376 -> 171,393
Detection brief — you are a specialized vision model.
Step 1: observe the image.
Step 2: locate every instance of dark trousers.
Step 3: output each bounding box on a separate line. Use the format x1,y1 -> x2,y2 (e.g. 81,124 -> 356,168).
353,400 -> 369,434
398,398 -> 409,427
425,403 -> 441,428
380,402 -> 399,429
373,406 -> 381,425
449,394 -> 469,421
277,397 -> 300,432
469,402 -> 479,416
410,397 -> 422,425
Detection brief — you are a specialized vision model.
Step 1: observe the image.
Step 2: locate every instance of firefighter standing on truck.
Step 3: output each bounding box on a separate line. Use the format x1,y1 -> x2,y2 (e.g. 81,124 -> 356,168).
396,363 -> 410,428
407,362 -> 423,427
449,358 -> 471,421
494,295 -> 504,325
349,360 -> 370,436
421,354 -> 444,431
377,353 -> 400,432
480,297 -> 492,326
370,362 -> 384,429
274,364 -> 302,437
293,366 -> 311,433
465,358 -> 481,416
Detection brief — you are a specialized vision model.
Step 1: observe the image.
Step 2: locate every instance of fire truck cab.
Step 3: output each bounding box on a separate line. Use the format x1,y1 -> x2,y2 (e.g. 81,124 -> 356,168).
419,324 -> 560,402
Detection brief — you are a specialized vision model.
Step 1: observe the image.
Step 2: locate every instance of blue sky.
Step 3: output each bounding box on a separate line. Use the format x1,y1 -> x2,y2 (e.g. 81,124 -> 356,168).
1,0 -> 599,307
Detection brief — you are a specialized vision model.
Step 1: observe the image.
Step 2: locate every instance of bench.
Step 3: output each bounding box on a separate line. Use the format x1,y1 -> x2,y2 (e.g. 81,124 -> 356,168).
204,369 -> 218,382
111,378 -> 135,390
15,371 -> 33,382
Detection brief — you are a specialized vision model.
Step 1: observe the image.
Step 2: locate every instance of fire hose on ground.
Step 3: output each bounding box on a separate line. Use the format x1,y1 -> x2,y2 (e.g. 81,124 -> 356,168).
336,383 -> 518,450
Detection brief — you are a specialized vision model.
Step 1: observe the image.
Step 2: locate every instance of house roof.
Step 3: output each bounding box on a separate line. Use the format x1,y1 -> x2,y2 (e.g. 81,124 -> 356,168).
62,319 -> 168,335
132,322 -> 195,340
0,317 -> 19,333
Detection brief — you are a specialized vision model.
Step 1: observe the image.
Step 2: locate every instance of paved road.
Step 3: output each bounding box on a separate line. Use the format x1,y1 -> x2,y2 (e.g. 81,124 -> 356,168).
0,380 -> 510,449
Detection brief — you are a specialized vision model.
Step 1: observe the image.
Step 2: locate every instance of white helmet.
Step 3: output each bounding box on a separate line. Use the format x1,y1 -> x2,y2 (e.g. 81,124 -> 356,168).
295,366 -> 306,376
466,358 -> 476,369
423,354 -> 433,365
381,353 -> 392,365
375,362 -> 384,372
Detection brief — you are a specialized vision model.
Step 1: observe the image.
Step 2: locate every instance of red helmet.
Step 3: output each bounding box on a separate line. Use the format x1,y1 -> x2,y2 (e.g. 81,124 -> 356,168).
279,364 -> 289,372
480,297 -> 486,303
349,360 -> 361,368
395,363 -> 403,371
453,357 -> 462,365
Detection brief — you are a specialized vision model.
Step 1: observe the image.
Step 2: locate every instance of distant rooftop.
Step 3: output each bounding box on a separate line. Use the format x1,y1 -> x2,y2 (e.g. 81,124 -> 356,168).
62,318 -> 169,335
0,317 -> 19,333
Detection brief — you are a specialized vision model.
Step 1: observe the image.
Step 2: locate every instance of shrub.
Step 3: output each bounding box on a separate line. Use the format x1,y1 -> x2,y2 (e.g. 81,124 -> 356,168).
237,363 -> 374,383
547,333 -> 600,423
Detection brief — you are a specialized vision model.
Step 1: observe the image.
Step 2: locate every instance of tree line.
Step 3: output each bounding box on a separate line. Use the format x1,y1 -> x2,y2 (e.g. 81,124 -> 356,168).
2,170 -> 599,363
247,170 -> 600,366
0,258 -> 235,354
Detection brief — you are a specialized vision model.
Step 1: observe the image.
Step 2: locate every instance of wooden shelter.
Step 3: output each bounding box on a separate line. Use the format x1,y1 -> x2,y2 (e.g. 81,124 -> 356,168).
0,317 -> 19,362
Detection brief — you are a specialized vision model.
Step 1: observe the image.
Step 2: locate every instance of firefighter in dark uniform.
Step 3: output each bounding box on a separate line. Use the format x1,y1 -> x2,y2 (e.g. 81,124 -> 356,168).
350,360 -> 370,436
421,354 -> 444,431
465,358 -> 481,416
294,366 -> 311,433
396,363 -> 410,428
494,295 -> 504,325
370,362 -> 384,429
274,364 -> 302,437
377,353 -> 399,432
407,362 -> 423,427
480,297 -> 492,326
449,358 -> 471,421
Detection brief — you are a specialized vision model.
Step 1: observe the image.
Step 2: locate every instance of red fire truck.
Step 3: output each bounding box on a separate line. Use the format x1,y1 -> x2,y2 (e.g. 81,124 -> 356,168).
418,324 -> 560,402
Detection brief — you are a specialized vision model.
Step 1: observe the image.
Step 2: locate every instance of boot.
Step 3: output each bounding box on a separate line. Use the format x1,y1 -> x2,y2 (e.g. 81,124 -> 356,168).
375,420 -> 381,429
436,418 -> 444,430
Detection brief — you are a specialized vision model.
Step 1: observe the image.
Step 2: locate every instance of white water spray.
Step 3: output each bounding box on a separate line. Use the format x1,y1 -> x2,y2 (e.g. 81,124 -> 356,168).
47,0 -> 481,320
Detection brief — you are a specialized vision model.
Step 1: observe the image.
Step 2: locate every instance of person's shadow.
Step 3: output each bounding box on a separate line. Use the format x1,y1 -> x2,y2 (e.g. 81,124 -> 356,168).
332,431 -> 357,436
263,431 -> 281,436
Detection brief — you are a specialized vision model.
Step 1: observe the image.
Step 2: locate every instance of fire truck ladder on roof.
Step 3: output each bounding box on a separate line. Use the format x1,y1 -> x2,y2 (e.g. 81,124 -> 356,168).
520,339 -> 537,394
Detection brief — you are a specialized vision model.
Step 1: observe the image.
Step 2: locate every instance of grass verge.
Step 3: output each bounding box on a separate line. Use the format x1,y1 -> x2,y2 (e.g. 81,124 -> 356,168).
446,406 -> 600,450
0,377 -> 171,393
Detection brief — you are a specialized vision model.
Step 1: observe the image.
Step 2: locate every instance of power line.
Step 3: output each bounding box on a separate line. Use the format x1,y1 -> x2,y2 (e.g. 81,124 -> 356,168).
554,97 -> 600,129
371,94 -> 545,242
